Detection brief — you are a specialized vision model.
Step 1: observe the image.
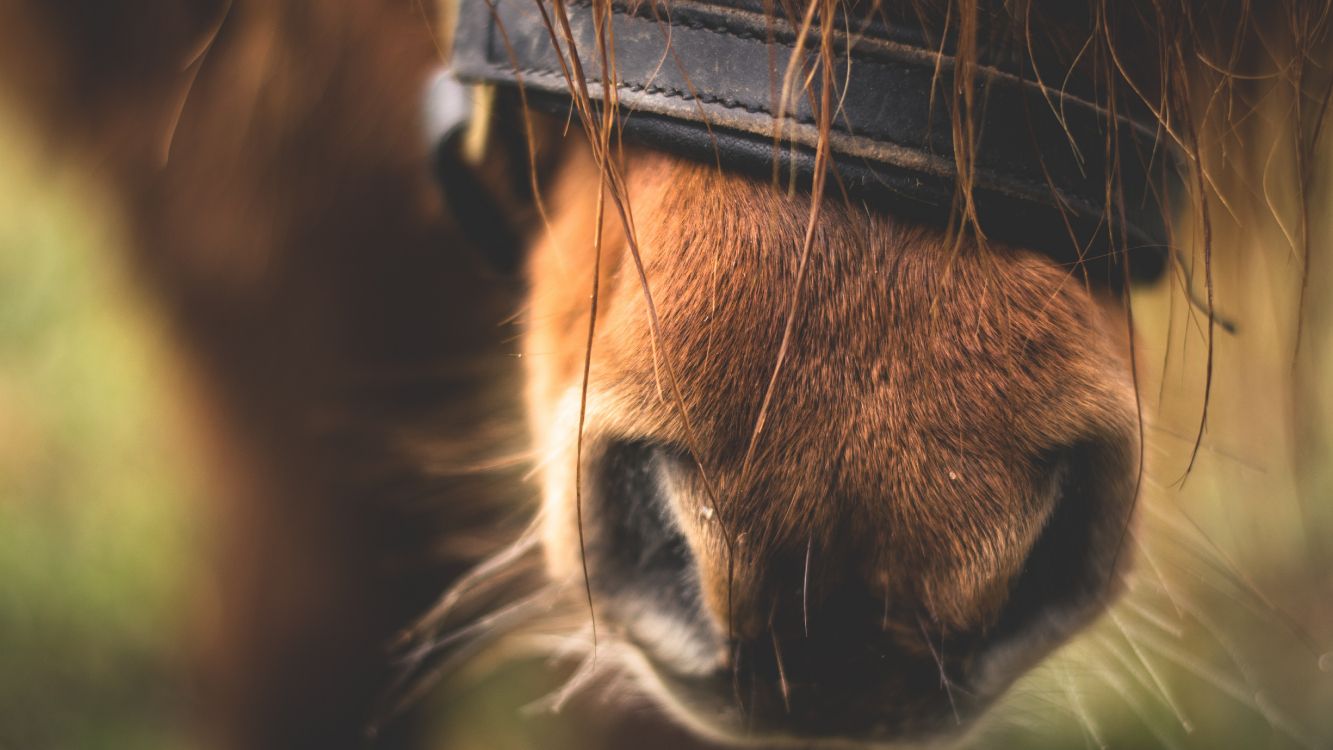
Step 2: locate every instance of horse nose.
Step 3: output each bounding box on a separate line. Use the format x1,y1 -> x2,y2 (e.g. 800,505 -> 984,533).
720,440 -> 1134,733
987,439 -> 1136,643
583,444 -> 919,731
585,440 -> 724,668
584,435 -> 1133,700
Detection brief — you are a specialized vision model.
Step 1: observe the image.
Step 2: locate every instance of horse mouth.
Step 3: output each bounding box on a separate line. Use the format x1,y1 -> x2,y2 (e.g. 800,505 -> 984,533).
616,646 -> 977,747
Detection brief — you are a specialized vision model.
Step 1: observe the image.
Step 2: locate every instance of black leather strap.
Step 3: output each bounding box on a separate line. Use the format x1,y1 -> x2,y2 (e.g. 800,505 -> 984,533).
450,0 -> 1177,279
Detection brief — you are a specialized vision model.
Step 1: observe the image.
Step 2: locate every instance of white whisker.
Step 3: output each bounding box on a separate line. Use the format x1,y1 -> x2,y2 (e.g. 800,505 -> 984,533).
802,534 -> 813,637
1089,656 -> 1189,750
917,617 -> 961,726
771,629 -> 792,714
1120,619 -> 1322,749
1058,661 -> 1107,750
523,648 -> 603,715
403,517 -> 545,643
1097,623 -> 1194,734
1109,611 -> 1194,731
1119,594 -> 1186,640
1130,530 -> 1187,621
407,586 -> 563,667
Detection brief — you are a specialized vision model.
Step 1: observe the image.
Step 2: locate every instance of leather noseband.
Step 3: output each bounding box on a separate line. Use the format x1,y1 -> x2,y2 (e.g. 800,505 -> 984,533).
446,0 -> 1179,280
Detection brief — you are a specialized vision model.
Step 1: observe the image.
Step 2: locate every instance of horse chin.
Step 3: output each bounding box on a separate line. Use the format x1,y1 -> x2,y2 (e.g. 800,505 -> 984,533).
620,654 -> 987,750
598,629 -> 975,750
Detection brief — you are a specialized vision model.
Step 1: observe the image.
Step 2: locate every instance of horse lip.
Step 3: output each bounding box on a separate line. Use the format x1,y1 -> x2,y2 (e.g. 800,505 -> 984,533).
619,628 -> 990,748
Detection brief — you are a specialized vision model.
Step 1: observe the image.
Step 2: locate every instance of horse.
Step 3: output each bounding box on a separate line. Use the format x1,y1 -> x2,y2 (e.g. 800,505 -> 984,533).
0,0 -> 1328,748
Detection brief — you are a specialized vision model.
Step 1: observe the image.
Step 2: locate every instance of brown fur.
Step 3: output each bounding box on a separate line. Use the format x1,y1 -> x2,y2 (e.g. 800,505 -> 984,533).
532,148 -> 1140,630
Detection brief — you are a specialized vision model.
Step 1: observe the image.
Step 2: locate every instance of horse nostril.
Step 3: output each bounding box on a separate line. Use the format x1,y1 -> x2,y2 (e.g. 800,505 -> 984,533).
993,440 -> 1132,641
586,440 -> 719,662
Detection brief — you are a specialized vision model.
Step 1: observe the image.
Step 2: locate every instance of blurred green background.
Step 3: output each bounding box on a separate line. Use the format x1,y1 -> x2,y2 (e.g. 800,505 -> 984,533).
0,104 -> 197,749
1,84 -> 1331,749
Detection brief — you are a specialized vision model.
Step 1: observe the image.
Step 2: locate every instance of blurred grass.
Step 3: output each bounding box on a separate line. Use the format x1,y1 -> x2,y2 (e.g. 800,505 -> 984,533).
0,103 -> 196,749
